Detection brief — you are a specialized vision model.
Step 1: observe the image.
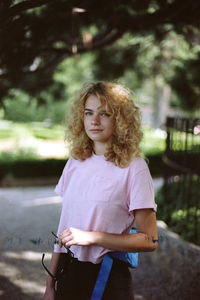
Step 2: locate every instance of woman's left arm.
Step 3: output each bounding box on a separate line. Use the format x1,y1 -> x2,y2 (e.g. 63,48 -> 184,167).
59,209 -> 158,252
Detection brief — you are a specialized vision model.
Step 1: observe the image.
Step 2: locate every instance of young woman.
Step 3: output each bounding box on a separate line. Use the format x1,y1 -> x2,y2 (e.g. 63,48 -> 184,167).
43,82 -> 158,300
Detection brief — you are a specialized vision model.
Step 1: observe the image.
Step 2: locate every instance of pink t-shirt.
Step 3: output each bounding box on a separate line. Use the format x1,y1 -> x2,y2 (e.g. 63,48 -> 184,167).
54,153 -> 157,263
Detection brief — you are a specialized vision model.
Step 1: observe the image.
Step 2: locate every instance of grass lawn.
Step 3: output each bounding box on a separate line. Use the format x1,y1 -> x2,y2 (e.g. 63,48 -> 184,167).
0,120 -> 166,162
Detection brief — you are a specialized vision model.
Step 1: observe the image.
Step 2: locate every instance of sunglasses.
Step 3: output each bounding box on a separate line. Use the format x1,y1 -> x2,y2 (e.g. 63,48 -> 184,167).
41,231 -> 74,281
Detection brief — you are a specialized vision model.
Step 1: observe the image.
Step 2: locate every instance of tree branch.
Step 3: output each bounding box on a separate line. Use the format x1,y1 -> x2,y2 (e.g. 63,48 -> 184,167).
0,27 -> 123,79
0,0 -> 55,22
0,53 -> 64,78
38,28 -> 124,56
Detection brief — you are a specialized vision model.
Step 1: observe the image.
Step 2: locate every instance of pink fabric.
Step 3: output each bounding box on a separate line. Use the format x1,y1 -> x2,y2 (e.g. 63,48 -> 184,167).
54,153 -> 157,264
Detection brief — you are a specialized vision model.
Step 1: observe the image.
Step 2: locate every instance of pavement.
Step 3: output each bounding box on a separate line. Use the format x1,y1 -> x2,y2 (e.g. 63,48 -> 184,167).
0,179 -> 163,300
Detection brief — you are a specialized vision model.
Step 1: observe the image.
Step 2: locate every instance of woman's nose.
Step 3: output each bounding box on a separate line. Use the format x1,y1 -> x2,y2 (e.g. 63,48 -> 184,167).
91,114 -> 100,125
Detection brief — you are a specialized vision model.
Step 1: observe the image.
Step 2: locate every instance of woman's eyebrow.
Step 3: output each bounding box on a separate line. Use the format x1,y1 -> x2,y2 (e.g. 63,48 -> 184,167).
84,108 -> 93,111
84,108 -> 107,112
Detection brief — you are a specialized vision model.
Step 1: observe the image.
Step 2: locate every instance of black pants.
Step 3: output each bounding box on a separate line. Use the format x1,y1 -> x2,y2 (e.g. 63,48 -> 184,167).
56,255 -> 134,300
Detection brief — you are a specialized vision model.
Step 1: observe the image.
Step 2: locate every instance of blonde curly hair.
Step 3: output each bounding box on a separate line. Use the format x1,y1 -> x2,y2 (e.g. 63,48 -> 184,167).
65,81 -> 143,168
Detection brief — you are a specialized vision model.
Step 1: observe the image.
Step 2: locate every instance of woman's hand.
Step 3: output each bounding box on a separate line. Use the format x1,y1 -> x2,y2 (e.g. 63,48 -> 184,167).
58,227 -> 95,248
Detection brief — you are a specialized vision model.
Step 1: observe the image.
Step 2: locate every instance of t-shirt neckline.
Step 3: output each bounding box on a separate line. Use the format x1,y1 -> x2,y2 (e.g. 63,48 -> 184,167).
92,152 -> 105,159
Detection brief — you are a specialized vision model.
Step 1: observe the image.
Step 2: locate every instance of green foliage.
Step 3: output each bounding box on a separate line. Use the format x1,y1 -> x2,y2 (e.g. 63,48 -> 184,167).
2,88 -> 69,124
0,148 -> 39,163
3,89 -> 38,122
2,53 -> 97,124
2,30 -> 200,117
94,35 -> 139,81
171,208 -> 200,243
141,127 -> 166,155
1,0 -> 200,113
0,159 -> 66,181
167,53 -> 200,110
94,31 -> 200,111
54,52 -> 96,101
156,176 -> 200,245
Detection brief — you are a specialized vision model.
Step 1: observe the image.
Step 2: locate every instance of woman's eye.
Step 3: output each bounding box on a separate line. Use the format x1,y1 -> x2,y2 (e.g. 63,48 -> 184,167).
84,111 -> 111,117
100,113 -> 111,117
85,112 -> 93,116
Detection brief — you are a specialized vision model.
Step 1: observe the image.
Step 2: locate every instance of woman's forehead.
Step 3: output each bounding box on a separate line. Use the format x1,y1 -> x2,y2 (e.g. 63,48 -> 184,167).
85,94 -> 109,111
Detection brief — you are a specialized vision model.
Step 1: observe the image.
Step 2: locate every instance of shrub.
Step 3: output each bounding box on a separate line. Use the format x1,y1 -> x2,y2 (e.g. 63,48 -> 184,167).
3,90 -> 39,122
156,175 -> 200,245
0,148 -> 39,163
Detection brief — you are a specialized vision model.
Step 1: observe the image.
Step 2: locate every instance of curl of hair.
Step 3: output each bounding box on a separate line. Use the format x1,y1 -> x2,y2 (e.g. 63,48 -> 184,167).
65,82 -> 143,168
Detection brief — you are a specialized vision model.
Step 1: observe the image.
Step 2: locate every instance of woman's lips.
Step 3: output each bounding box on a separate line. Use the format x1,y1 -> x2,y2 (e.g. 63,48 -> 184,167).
90,129 -> 103,132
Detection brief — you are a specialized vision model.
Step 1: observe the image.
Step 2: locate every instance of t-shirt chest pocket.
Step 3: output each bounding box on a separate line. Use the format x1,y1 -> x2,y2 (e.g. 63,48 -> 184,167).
88,175 -> 117,202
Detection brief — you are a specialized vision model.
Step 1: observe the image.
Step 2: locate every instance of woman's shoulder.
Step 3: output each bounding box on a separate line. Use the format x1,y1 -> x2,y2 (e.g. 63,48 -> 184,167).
128,156 -> 149,174
65,156 -> 81,168
65,155 -> 90,169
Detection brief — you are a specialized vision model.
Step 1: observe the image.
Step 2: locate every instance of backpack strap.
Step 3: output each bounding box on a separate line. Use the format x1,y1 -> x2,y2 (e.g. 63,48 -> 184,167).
90,254 -> 113,300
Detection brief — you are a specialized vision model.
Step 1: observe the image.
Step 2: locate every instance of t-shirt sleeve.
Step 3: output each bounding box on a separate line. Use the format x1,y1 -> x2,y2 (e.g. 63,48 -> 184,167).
54,158 -> 72,197
128,160 -> 157,212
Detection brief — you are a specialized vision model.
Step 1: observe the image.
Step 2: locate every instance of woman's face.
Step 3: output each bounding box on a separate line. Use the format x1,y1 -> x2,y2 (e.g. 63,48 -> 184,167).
84,95 -> 115,144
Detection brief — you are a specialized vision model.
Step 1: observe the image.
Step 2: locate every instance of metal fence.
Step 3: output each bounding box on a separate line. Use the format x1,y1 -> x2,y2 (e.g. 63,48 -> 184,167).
161,117 -> 200,244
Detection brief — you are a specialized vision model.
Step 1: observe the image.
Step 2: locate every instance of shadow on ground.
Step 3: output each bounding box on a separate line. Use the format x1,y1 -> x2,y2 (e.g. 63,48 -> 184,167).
0,275 -> 38,300
0,185 -> 199,300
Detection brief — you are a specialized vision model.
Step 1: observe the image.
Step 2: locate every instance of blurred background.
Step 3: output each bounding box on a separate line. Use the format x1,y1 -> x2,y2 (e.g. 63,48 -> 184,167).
0,1 -> 200,299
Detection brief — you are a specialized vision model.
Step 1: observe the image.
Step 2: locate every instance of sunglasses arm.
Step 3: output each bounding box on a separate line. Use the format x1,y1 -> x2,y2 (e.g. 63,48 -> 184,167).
42,253 -> 57,281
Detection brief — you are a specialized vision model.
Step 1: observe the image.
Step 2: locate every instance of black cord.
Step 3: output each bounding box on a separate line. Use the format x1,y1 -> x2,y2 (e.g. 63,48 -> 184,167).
41,253 -> 57,281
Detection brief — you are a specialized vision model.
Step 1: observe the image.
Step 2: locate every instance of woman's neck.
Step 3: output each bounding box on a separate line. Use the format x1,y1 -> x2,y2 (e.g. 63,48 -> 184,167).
93,143 -> 107,155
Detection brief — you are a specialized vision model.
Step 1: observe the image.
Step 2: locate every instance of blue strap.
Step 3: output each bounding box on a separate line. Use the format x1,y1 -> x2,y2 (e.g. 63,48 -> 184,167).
90,254 -> 113,300
90,228 -> 139,300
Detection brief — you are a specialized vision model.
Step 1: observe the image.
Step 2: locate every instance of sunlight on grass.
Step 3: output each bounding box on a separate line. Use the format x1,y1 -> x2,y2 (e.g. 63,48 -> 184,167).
0,121 -> 68,160
0,121 -> 166,161
141,127 -> 166,154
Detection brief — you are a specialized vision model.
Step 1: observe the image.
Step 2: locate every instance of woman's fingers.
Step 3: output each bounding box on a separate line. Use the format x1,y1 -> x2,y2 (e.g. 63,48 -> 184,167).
58,229 -> 73,248
58,227 -> 93,248
61,235 -> 73,248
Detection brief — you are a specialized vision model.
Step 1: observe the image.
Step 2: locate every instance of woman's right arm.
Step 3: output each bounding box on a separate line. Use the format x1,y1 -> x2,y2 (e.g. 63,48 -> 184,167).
42,252 -> 61,300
